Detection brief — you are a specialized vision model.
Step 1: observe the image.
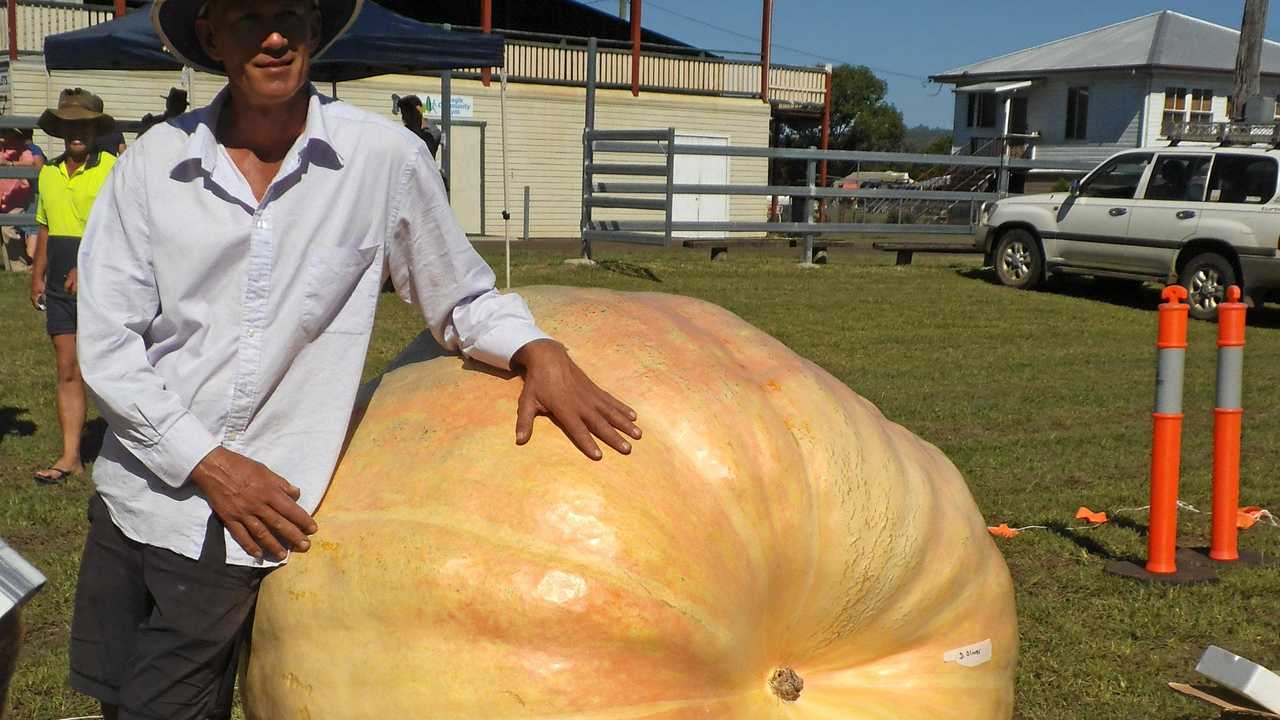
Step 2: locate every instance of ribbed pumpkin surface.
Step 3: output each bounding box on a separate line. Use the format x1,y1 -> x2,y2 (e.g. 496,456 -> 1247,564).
245,286 -> 1016,719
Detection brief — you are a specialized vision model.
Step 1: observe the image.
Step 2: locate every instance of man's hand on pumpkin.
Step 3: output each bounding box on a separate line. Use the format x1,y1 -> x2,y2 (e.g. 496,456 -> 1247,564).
189,446 -> 319,561
512,339 -> 641,461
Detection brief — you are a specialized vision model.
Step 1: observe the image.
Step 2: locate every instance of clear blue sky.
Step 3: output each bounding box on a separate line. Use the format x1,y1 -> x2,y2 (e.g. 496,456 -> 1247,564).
608,0 -> 1280,129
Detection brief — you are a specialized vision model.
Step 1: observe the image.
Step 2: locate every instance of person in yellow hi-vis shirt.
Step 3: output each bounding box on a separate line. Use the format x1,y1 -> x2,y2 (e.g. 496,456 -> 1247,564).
28,89 -> 116,485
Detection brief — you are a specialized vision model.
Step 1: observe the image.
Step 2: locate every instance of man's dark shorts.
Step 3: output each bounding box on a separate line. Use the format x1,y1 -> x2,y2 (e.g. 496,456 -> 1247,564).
70,494 -> 271,720
44,235 -> 79,337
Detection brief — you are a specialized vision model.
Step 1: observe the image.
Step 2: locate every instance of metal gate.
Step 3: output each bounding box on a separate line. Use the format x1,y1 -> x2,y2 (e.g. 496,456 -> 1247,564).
579,128 -> 1095,262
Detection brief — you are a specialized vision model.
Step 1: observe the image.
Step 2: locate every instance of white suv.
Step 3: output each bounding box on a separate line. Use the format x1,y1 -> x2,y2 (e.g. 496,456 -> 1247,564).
976,146 -> 1280,319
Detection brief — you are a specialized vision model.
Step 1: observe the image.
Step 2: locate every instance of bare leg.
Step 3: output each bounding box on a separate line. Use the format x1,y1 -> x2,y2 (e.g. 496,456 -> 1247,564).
42,333 -> 85,477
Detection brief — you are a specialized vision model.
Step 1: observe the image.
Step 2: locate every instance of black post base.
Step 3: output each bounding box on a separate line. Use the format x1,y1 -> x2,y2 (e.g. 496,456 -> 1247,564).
1104,555 -> 1219,584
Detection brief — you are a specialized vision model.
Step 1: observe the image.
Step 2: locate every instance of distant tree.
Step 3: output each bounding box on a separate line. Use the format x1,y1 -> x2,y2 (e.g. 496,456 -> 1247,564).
922,135 -> 954,156
772,65 -> 908,186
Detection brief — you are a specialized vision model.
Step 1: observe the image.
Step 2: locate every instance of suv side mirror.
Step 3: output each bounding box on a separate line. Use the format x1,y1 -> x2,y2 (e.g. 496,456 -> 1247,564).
1069,179 -> 1082,196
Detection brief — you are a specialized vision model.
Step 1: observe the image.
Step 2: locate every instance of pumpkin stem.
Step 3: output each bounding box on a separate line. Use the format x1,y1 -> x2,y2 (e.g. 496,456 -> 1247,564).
768,667 -> 804,702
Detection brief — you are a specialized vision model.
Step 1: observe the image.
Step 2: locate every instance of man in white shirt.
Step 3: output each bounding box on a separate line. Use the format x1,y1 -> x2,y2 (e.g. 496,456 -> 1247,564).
71,1 -> 642,718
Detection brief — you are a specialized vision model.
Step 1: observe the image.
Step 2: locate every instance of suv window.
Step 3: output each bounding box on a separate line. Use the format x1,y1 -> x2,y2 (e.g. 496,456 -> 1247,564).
1080,154 -> 1152,199
1144,155 -> 1212,202
1207,155 -> 1279,204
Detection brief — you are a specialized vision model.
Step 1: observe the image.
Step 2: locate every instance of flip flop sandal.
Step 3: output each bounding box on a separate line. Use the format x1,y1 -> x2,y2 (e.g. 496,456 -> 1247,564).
33,467 -> 75,485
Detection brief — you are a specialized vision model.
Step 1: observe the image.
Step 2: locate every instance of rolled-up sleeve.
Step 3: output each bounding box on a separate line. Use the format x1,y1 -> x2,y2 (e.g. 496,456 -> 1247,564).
386,145 -> 548,371
77,148 -> 219,488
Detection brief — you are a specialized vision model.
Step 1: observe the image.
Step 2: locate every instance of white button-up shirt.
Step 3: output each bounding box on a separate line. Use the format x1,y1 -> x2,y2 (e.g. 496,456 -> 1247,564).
77,86 -> 547,567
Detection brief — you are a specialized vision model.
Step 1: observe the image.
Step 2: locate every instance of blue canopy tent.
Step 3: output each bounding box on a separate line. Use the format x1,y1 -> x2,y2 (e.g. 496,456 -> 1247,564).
42,1 -> 506,81
43,2 -> 520,278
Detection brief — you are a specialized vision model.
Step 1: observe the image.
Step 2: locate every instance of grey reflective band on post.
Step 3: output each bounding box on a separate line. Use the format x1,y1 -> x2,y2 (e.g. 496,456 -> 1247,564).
1216,347 -> 1244,411
1155,348 -> 1186,414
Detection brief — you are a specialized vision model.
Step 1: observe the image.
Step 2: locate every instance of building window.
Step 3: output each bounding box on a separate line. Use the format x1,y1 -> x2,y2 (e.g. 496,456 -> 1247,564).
1190,89 -> 1214,123
1162,88 -> 1215,135
1163,88 -> 1188,136
1273,96 -> 1280,121
1208,155 -> 1279,204
1065,87 -> 1089,140
967,92 -> 997,129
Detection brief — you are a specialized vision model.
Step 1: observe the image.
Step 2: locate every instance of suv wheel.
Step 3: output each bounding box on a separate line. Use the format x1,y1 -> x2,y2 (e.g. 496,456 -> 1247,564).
993,229 -> 1044,290
1179,252 -> 1237,321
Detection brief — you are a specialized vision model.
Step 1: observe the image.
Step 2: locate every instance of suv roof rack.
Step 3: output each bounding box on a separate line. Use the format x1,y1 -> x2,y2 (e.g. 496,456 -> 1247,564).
1167,121 -> 1280,148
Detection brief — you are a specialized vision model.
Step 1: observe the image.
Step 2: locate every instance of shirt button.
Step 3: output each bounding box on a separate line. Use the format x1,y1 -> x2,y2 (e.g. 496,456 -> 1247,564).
247,329 -> 257,338
226,431 -> 240,441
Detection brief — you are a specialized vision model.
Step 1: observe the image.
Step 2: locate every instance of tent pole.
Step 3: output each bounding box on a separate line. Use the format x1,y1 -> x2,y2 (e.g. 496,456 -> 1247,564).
500,68 -> 511,288
442,69 -> 452,192
331,80 -> 338,99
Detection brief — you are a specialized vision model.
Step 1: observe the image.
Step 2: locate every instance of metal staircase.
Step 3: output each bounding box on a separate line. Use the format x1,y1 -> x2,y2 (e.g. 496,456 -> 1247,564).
864,138 -> 999,223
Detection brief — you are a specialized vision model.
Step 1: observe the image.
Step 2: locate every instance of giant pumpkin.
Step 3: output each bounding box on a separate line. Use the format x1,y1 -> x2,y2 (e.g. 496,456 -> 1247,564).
245,286 -> 1017,718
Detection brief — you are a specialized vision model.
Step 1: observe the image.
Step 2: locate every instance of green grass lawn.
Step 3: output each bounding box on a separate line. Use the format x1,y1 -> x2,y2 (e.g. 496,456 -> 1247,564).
2,242 -> 1278,719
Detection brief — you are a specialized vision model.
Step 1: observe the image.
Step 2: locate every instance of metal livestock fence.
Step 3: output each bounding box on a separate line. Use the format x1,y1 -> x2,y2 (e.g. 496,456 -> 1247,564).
579,129 -> 1097,264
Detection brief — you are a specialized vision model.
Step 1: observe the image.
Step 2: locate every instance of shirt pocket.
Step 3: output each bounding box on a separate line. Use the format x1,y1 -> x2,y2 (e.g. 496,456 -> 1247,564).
300,243 -> 380,336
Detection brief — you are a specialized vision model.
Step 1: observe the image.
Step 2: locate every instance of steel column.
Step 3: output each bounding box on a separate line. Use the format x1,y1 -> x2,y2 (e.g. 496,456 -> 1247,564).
664,127 -> 676,247
803,152 -> 816,264
630,0 -> 642,97
760,0 -> 773,103
523,185 -> 531,241
580,38 -> 598,260
7,0 -> 17,62
481,0 -> 493,87
114,0 -> 125,15
819,64 -> 833,221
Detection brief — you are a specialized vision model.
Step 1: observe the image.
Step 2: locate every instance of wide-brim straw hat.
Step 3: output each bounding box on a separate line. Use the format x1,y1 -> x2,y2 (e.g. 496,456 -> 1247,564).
38,88 -> 116,140
151,0 -> 363,76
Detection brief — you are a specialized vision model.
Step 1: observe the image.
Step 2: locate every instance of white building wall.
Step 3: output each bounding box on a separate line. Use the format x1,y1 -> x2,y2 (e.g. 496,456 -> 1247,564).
7,57 -> 771,238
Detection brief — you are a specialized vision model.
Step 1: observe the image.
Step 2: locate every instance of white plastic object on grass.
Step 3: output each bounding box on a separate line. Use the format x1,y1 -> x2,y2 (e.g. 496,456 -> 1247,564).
1196,645 -> 1280,712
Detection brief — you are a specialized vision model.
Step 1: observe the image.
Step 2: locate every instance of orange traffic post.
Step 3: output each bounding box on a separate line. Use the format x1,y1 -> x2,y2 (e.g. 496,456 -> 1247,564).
1146,285 -> 1189,575
1210,286 -> 1247,561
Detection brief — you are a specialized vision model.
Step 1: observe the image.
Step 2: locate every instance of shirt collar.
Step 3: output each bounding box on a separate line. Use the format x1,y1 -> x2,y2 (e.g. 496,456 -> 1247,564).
49,150 -> 105,176
177,84 -> 344,176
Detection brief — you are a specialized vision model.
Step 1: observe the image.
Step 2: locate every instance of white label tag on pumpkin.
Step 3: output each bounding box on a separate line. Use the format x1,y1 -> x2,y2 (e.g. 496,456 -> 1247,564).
943,639 -> 992,668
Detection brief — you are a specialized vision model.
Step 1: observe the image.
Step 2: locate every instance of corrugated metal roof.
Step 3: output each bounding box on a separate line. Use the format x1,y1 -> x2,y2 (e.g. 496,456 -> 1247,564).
933,11 -> 1280,82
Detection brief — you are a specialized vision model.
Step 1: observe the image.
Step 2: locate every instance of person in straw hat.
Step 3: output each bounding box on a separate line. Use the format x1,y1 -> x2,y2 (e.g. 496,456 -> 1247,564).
71,1 -> 643,717
28,88 -> 116,486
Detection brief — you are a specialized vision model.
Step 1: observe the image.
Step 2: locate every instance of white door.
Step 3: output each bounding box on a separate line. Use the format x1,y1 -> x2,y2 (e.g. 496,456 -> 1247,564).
448,124 -> 484,235
673,134 -> 729,238
1123,153 -> 1211,275
1054,153 -> 1153,267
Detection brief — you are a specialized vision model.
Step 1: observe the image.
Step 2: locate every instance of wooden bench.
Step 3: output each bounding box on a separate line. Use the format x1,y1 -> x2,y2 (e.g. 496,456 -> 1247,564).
872,241 -> 981,266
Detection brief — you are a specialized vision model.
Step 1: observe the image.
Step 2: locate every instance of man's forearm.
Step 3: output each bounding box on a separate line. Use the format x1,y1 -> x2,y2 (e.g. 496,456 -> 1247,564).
30,227 -> 48,279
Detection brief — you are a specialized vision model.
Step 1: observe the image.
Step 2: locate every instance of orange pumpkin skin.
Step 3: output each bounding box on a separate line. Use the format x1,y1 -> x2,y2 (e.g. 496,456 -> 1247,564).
245,286 -> 1017,719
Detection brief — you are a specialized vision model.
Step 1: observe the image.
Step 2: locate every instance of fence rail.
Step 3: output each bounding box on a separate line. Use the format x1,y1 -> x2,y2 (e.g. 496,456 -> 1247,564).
581,128 -> 1097,262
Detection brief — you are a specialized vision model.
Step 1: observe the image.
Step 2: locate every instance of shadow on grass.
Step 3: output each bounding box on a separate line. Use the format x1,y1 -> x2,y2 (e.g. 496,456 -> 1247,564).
956,267 -> 1280,327
596,259 -> 662,283
1046,521 -> 1143,565
1109,513 -> 1150,538
0,406 -> 36,444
